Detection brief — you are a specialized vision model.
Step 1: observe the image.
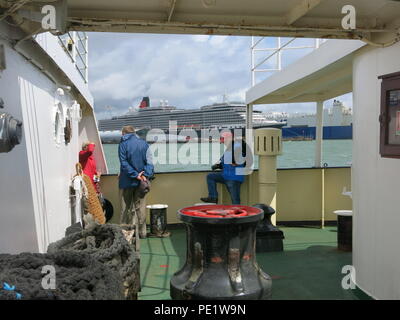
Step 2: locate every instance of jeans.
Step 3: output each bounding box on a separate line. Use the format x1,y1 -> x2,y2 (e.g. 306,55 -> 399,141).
207,172 -> 242,205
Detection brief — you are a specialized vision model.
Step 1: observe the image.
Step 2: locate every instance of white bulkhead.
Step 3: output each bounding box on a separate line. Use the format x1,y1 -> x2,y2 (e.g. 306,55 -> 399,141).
0,24 -> 106,254
352,41 -> 400,300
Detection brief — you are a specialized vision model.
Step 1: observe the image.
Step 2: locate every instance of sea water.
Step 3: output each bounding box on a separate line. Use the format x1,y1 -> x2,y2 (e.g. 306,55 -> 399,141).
102,140 -> 352,174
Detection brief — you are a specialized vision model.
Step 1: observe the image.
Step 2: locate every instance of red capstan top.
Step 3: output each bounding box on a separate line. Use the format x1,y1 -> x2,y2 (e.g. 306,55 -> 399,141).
180,205 -> 262,218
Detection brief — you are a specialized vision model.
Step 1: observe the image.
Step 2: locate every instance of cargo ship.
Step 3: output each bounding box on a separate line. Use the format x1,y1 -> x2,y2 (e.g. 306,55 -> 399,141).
267,100 -> 352,140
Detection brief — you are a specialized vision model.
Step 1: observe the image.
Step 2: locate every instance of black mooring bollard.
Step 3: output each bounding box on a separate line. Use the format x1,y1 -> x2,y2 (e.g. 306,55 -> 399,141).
170,205 -> 272,300
253,204 -> 285,252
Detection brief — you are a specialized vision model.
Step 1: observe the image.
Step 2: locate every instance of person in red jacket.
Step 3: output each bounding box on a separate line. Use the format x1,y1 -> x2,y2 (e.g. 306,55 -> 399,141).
79,141 -> 100,191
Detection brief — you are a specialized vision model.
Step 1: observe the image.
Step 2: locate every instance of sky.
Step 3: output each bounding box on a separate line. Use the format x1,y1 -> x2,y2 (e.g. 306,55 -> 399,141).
88,33 -> 353,120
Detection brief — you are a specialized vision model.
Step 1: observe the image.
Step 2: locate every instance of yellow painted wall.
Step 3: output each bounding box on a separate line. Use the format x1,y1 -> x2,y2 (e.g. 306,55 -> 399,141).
324,168 -> 352,221
277,169 -> 323,221
100,167 -> 352,225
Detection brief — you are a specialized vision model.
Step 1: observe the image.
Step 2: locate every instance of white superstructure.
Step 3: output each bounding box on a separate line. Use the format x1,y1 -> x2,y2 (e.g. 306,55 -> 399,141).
246,36 -> 400,299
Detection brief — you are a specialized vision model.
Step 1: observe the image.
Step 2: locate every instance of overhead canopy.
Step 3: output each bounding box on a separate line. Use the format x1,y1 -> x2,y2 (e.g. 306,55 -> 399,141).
246,39 -> 366,104
3,0 -> 400,41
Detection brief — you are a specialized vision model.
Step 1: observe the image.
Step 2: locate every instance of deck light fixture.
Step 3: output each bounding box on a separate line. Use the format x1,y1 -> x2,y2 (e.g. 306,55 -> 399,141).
0,111 -> 23,153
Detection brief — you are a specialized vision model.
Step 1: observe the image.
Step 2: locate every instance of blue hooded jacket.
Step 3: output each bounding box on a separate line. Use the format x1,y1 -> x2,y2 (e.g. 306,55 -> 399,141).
221,141 -> 245,183
118,133 -> 154,189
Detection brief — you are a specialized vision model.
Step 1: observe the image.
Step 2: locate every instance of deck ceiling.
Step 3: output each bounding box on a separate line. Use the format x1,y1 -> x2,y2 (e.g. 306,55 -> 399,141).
3,0 -> 400,41
245,39 -> 366,104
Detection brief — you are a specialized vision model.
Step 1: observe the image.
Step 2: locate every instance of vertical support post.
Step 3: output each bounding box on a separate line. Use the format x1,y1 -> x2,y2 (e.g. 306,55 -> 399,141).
247,104 -> 254,176
316,100 -> 325,228
321,167 -> 325,229
246,103 -> 254,206
258,155 -> 278,225
246,103 -> 253,131
315,101 -> 324,168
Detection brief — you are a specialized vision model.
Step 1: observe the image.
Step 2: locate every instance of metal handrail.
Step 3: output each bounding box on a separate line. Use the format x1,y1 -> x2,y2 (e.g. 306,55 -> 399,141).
57,31 -> 89,83
251,37 -> 326,86
253,38 -> 296,71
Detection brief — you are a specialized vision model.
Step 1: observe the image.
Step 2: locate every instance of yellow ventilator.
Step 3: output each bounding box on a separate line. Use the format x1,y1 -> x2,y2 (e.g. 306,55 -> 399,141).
254,128 -> 282,226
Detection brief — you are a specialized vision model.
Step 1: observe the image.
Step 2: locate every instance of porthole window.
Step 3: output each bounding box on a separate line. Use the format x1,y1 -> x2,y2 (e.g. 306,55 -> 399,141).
54,103 -> 65,146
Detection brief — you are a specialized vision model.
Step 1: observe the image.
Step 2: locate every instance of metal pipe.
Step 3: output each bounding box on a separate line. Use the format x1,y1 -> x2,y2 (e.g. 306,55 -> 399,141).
251,36 -> 264,49
277,37 -> 282,71
321,167 -> 325,229
359,34 -> 400,48
254,68 -> 280,72
253,38 -> 296,70
67,18 -> 396,35
251,37 -> 255,86
315,101 -> 323,168
167,0 -> 177,22
0,0 -> 32,22
85,33 -> 88,83
253,45 -> 316,51
72,31 -> 76,63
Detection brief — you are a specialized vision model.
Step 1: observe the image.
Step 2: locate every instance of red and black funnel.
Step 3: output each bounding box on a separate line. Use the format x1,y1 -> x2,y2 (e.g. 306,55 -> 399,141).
138,97 -> 150,109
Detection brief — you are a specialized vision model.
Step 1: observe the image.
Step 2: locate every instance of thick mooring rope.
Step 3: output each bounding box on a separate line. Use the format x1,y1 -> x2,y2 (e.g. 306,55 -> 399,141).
0,251 -> 124,300
47,224 -> 140,299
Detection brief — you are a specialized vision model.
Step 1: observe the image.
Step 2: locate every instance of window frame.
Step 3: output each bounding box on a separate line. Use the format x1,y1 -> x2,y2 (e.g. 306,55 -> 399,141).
379,71 -> 400,158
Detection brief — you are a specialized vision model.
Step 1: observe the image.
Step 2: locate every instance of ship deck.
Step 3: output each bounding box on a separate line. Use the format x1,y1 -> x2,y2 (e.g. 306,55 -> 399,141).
138,226 -> 371,300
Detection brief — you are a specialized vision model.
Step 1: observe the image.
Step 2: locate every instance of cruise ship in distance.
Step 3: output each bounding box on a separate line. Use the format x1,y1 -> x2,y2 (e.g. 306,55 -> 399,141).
98,97 -> 284,140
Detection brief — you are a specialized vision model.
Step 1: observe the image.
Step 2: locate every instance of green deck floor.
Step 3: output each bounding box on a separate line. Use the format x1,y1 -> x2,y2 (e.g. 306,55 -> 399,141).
138,226 -> 371,300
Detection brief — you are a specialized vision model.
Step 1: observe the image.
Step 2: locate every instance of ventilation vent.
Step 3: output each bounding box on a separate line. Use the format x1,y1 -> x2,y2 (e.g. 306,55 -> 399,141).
254,128 -> 283,156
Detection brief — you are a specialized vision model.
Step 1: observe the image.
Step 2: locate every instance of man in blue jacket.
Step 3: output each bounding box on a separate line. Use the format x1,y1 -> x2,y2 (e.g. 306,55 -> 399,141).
119,126 -> 154,238
200,131 -> 249,205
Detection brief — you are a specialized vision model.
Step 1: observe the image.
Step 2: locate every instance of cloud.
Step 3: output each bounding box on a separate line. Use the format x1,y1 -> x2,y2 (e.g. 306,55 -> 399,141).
88,34 -> 353,120
88,33 -> 250,119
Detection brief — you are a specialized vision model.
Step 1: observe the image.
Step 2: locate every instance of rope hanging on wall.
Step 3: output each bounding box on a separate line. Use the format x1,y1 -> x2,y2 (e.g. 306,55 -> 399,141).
75,163 -> 106,225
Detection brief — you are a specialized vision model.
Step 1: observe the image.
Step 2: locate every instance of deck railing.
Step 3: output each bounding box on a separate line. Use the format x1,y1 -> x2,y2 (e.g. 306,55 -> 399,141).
100,167 -> 352,226
58,31 -> 89,83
